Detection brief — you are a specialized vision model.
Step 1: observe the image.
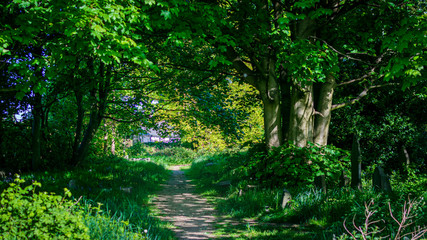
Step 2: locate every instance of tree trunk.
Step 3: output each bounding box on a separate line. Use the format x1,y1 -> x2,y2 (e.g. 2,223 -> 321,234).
351,135 -> 363,190
103,121 -> 108,154
111,137 -> 116,155
72,62 -> 110,165
288,83 -> 314,148
74,111 -> 102,165
259,72 -> 282,148
279,72 -> 291,143
72,90 -> 84,162
32,93 -> 43,170
313,75 -> 336,146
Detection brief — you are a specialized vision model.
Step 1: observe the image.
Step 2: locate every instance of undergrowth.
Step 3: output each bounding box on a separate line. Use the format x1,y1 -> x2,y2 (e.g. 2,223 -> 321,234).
187,148 -> 427,240
0,155 -> 175,240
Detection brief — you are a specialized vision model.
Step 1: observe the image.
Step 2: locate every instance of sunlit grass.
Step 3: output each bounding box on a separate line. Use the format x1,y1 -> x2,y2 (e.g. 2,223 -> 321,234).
0,155 -> 176,240
187,152 -> 427,240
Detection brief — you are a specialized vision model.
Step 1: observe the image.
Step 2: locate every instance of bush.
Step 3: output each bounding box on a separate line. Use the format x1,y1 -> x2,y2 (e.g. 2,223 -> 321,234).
234,142 -> 350,188
0,177 -> 89,239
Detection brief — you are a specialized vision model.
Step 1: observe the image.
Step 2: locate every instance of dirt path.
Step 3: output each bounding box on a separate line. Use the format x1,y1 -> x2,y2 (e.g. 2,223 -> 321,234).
152,165 -> 217,239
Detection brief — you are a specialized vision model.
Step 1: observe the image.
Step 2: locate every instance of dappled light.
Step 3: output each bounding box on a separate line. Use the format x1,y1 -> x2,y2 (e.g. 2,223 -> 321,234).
1,0 -> 426,239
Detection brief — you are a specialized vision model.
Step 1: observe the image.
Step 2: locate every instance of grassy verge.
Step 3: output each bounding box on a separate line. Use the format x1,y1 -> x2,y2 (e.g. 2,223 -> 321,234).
187,151 -> 427,240
0,155 -> 175,240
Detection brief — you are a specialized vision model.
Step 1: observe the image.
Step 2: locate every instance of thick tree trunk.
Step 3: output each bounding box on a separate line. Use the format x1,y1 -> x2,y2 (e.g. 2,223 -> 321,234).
313,75 -> 336,146
111,137 -> 116,155
32,93 -> 43,170
259,73 -> 282,148
262,95 -> 282,148
111,121 -> 116,155
279,72 -> 291,143
288,83 -> 314,148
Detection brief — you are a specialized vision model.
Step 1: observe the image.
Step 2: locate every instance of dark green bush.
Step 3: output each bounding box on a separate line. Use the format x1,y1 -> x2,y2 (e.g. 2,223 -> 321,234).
233,142 -> 350,188
0,177 -> 89,239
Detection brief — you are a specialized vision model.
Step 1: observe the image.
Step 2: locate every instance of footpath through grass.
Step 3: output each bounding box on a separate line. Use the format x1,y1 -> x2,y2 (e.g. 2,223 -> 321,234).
1,143 -> 426,239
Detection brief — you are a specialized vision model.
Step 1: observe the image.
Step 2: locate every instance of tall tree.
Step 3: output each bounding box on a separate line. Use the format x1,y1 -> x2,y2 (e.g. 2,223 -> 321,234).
1,0 -> 168,165
165,0 -> 426,148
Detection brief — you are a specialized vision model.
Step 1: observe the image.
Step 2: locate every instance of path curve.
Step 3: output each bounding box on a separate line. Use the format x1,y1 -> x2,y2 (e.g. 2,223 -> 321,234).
153,165 -> 217,239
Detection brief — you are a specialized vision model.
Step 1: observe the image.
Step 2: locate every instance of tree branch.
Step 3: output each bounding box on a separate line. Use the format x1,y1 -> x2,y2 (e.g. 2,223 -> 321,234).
225,46 -> 258,88
332,83 -> 398,110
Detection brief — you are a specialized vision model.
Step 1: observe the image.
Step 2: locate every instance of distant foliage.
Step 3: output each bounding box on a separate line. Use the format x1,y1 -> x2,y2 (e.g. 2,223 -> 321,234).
0,177 -> 89,239
126,142 -> 197,164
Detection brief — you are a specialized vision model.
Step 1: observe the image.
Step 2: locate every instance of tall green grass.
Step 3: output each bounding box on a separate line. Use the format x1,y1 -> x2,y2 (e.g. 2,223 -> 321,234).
0,155 -> 175,240
187,151 -> 427,240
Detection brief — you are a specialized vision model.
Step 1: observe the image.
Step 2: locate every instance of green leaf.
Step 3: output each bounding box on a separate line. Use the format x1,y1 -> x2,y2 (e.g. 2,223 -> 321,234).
161,10 -> 171,20
15,91 -> 26,100
145,0 -> 155,6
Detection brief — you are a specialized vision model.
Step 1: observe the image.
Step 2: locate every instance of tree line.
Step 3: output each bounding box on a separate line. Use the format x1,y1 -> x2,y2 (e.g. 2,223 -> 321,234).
0,0 -> 425,172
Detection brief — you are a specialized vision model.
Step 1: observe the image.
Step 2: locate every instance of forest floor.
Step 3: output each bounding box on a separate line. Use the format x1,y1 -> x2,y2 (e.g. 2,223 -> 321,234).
152,165 -> 254,239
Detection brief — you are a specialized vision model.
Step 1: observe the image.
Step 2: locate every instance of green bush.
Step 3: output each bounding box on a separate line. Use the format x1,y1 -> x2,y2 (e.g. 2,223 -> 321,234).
233,142 -> 350,188
0,177 -> 89,239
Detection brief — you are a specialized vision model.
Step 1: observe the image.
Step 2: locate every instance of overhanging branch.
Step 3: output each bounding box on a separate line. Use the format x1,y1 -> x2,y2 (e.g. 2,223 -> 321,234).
332,83 -> 398,110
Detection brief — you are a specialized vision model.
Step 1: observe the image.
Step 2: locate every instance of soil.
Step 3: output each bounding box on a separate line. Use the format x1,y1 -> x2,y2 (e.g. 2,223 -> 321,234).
152,165 -> 218,239
152,165 -> 304,240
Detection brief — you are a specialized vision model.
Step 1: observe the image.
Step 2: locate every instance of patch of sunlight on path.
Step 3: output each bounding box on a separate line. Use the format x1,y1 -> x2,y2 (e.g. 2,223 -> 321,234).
152,165 -> 218,239
152,165 -> 310,239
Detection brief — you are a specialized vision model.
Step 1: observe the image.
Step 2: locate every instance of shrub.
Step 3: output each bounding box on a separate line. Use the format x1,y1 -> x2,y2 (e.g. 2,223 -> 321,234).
0,177 -> 89,239
236,142 -> 350,188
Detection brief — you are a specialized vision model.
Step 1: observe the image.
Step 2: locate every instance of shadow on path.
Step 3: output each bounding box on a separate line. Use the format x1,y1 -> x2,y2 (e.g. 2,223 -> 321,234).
153,165 -> 217,239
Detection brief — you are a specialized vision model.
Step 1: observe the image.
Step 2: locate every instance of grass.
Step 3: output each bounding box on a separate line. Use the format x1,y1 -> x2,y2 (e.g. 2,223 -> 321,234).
2,144 -> 425,239
0,154 -> 176,240
126,142 -> 197,165
186,151 -> 427,240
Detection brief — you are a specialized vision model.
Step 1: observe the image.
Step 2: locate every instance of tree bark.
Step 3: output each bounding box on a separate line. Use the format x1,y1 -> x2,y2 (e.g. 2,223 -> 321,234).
288,83 -> 314,148
313,75 -> 336,146
111,121 -> 116,155
351,135 -> 363,190
31,93 -> 43,170
259,74 -> 282,148
74,109 -> 102,165
73,62 -> 110,165
72,90 -> 84,162
227,48 -> 283,148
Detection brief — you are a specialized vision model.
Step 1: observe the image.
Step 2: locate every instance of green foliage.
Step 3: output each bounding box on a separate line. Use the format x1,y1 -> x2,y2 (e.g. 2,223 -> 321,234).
126,142 -> 197,165
0,177 -> 89,239
187,149 -> 426,240
81,200 -> 149,240
235,143 -> 350,188
330,83 -> 426,173
0,155 -> 174,240
391,169 -> 427,195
